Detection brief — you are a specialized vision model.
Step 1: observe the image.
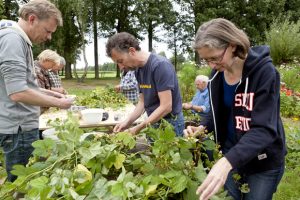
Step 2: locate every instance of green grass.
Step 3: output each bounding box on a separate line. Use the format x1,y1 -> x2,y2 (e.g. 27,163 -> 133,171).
60,71 -> 117,79
273,167 -> 300,200
62,77 -> 120,96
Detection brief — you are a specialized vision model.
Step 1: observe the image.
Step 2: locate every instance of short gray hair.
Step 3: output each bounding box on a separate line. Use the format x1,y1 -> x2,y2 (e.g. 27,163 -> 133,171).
60,56 -> 66,66
195,75 -> 209,83
37,49 -> 61,65
19,0 -> 62,26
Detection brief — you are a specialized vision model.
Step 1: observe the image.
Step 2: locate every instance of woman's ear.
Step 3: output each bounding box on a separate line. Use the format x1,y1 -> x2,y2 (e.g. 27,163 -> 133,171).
230,44 -> 237,53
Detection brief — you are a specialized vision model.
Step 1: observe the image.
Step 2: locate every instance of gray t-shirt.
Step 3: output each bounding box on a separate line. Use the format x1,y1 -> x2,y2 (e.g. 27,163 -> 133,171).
136,53 -> 182,116
0,20 -> 40,134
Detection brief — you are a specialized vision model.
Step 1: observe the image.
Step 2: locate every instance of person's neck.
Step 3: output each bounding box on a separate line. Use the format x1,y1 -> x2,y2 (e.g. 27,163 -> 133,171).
18,19 -> 29,37
136,51 -> 151,68
224,57 -> 245,84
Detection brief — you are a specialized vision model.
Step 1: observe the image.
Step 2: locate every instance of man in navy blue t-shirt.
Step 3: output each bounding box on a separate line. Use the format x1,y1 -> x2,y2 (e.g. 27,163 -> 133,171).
106,32 -> 184,136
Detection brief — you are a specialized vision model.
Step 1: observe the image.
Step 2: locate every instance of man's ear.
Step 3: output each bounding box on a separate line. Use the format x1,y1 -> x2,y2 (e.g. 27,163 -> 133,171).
128,47 -> 136,56
28,14 -> 37,24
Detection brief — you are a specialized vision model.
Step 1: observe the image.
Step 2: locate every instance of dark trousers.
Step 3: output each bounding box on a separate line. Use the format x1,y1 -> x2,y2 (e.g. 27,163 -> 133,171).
0,128 -> 39,182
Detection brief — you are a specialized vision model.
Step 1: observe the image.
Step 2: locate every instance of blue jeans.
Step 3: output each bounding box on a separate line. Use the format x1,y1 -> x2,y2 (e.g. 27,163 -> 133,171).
162,112 -> 185,137
225,166 -> 285,200
0,128 -> 39,182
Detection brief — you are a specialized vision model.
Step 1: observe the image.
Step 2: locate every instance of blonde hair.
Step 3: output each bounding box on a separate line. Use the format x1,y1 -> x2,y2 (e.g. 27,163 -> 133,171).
37,49 -> 61,65
19,0 -> 62,26
193,18 -> 250,59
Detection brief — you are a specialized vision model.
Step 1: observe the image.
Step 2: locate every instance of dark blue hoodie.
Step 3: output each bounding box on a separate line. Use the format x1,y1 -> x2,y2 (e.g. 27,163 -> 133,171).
201,45 -> 286,175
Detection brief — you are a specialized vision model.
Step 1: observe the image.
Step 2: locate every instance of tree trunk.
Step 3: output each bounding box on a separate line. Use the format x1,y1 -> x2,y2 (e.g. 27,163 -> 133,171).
73,46 -> 88,83
148,21 -> 153,52
173,28 -> 177,71
93,0 -> 99,79
65,61 -> 73,79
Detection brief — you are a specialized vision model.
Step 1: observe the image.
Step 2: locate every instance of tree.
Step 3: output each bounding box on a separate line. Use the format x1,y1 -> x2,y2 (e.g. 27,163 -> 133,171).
170,53 -> 186,71
92,0 -> 100,79
45,0 -> 84,79
0,1 -> 5,19
72,0 -> 90,82
177,0 -> 287,62
135,0 -> 176,52
284,0 -> 300,22
2,0 -> 19,21
97,0 -> 140,77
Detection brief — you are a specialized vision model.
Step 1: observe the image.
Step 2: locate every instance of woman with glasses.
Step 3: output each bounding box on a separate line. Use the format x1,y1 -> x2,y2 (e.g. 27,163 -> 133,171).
184,18 -> 286,200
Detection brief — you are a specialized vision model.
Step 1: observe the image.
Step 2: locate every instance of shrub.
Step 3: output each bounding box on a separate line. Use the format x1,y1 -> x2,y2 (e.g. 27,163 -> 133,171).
265,18 -> 300,65
178,62 -> 199,102
274,123 -> 300,200
279,65 -> 300,92
280,93 -> 300,118
178,62 -> 211,103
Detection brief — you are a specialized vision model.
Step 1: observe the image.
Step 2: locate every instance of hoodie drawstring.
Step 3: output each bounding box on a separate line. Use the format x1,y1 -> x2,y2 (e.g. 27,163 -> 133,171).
243,78 -> 249,108
208,71 -> 219,144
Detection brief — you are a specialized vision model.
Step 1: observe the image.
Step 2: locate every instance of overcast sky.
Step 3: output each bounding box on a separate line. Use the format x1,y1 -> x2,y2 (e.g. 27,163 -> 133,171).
76,36 -> 172,68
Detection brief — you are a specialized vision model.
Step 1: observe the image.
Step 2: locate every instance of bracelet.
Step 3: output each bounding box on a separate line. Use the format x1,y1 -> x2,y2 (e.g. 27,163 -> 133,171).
191,105 -> 194,110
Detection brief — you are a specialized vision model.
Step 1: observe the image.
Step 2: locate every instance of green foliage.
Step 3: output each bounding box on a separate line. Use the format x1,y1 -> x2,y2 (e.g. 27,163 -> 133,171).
0,115 -> 229,200
178,62 -> 199,102
0,1 -> 4,19
274,123 -> 300,200
278,65 -> 300,92
101,62 -> 117,71
178,62 -> 211,102
0,0 -> 19,21
285,125 -> 300,170
170,54 -> 186,71
135,0 -> 176,51
77,86 -> 129,109
280,93 -> 300,118
273,166 -> 300,200
265,18 -> 300,65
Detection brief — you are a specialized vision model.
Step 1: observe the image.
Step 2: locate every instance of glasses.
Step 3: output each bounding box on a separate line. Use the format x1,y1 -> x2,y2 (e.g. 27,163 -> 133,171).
201,47 -> 227,65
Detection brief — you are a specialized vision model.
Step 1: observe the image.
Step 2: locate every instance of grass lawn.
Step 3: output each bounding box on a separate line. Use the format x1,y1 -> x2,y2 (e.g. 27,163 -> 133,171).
60,71 -> 117,79
62,77 -> 120,95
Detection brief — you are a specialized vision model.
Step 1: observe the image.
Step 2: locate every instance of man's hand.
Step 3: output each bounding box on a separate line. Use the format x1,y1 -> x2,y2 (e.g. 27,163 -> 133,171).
182,102 -> 192,109
52,87 -> 67,94
113,120 -> 130,133
115,85 -> 121,92
196,157 -> 232,200
183,125 -> 205,138
57,98 -> 73,109
128,123 -> 145,135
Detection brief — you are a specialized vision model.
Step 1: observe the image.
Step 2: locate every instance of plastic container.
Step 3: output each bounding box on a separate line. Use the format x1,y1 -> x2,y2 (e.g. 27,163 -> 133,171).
81,108 -> 104,124
42,128 -> 59,141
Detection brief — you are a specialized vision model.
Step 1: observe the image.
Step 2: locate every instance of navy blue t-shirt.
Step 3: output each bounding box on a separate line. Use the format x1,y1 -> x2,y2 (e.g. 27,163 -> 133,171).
222,73 -> 238,153
135,53 -> 182,116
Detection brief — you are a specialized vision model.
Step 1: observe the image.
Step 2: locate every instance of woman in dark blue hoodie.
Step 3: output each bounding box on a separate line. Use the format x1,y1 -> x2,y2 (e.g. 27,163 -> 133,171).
184,18 -> 286,200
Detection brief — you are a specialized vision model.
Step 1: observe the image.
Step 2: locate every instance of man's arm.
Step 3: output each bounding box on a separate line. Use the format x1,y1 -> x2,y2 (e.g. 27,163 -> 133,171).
113,93 -> 145,132
9,88 -> 73,109
51,87 -> 67,94
131,90 -> 172,133
39,88 -> 65,98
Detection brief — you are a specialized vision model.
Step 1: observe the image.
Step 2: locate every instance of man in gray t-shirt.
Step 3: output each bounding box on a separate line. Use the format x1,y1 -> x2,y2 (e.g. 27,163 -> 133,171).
106,32 -> 184,136
0,0 -> 73,182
